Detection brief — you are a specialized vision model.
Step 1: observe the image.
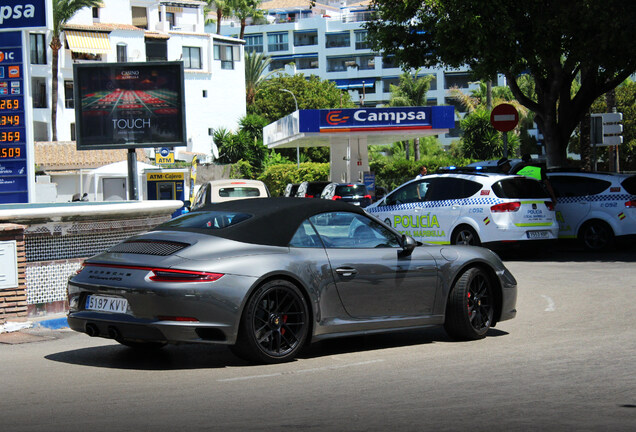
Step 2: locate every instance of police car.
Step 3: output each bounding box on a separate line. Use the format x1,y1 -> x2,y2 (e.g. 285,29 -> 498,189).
546,171 -> 636,250
365,170 -> 558,247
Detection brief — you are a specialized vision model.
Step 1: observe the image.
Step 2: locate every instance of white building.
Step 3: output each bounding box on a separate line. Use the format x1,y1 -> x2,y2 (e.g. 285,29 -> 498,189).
29,0 -> 246,160
217,0 -> 505,144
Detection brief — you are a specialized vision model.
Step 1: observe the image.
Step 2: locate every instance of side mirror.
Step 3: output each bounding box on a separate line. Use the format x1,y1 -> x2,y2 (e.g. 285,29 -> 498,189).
183,200 -> 191,208
399,234 -> 417,257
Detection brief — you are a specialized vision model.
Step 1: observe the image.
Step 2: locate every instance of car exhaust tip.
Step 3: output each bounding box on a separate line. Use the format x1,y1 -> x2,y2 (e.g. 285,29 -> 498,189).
107,326 -> 121,340
85,323 -> 99,337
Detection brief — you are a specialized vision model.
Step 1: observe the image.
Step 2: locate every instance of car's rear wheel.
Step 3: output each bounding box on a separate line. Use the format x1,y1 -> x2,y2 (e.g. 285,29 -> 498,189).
444,267 -> 494,340
451,225 -> 481,246
578,220 -> 614,251
231,280 -> 309,364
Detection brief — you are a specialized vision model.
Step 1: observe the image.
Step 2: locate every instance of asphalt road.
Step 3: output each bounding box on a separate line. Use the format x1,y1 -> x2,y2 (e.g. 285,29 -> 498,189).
1,245 -> 635,432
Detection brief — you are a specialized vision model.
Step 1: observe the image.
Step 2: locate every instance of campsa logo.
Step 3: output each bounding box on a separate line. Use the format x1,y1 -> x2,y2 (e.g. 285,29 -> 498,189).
353,109 -> 427,124
0,4 -> 36,25
326,110 -> 350,125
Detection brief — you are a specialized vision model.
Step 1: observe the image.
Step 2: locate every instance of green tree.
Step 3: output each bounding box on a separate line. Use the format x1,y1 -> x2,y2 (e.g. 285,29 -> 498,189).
50,0 -> 101,141
250,73 -> 355,122
231,0 -> 264,39
366,0 -> 636,168
388,69 -> 434,160
207,0 -> 233,34
245,52 -> 279,105
460,108 -> 519,160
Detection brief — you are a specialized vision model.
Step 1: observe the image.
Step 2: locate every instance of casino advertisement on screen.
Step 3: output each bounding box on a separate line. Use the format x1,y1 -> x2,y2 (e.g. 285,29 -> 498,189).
74,62 -> 186,150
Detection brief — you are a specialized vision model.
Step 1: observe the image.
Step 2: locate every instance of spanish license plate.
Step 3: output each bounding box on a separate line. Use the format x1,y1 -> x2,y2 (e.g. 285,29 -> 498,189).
85,295 -> 128,313
527,230 -> 549,239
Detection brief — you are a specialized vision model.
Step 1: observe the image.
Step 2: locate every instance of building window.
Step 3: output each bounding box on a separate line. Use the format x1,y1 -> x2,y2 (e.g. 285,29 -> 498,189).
183,46 -> 201,69
358,55 -> 375,70
166,12 -> 176,29
208,128 -> 213,136
326,32 -> 350,48
294,31 -> 318,47
267,32 -> 288,52
444,72 -> 471,89
296,56 -> 318,70
30,33 -> 47,64
270,57 -> 295,71
202,90 -> 208,98
32,77 -> 47,108
245,35 -> 263,53
214,44 -> 238,70
383,77 -> 399,93
92,7 -> 99,19
70,123 -> 76,141
327,56 -> 359,72
117,43 -> 127,62
64,81 -> 74,108
355,31 -> 369,50
382,56 -> 397,69
146,39 -> 167,61
132,7 -> 148,29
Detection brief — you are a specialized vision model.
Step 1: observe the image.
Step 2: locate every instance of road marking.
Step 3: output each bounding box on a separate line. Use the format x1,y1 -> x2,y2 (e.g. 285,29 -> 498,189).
541,294 -> 556,312
218,359 -> 385,382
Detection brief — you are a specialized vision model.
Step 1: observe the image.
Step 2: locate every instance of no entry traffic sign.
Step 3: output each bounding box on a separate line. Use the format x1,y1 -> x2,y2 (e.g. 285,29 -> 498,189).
490,103 -> 519,132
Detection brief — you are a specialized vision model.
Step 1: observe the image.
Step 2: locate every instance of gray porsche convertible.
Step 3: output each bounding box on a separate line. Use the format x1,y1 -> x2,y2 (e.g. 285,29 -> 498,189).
67,197 -> 517,363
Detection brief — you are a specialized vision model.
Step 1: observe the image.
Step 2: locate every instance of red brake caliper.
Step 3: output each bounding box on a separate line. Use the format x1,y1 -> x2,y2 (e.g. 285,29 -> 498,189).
281,315 -> 288,335
467,292 -> 471,310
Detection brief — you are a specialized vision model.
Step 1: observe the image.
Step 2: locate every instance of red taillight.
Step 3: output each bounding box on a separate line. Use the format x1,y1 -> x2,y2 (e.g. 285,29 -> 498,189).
363,195 -> 371,200
305,194 -> 314,198
545,201 -> 555,211
490,202 -> 521,212
626,200 -> 636,208
75,262 -> 86,275
332,195 -> 342,200
149,269 -> 224,283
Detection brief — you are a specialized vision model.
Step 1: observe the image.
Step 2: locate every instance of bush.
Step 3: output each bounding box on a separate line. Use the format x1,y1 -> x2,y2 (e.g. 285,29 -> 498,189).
258,162 -> 329,196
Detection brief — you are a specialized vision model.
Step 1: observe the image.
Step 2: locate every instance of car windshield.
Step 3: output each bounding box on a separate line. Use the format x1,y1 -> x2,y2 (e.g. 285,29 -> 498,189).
335,185 -> 367,195
492,178 -> 549,199
159,211 -> 252,230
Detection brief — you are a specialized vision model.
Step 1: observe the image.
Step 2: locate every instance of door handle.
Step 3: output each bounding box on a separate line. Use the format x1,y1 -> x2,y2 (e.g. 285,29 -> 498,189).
335,267 -> 358,277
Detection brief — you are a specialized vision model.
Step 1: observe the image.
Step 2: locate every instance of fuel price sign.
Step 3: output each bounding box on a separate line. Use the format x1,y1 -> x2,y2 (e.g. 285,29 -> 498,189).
0,31 -> 28,203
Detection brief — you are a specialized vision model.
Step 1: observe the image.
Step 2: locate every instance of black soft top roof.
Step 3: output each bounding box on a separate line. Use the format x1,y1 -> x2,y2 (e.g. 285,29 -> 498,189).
159,197 -> 369,247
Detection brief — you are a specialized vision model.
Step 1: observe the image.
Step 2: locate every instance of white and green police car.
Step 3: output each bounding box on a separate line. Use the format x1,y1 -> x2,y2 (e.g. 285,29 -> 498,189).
546,171 -> 636,250
366,170 -> 558,247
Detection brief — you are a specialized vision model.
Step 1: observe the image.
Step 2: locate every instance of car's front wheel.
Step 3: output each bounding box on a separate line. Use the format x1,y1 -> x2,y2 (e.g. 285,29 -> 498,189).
231,280 -> 309,364
444,267 -> 494,340
578,219 -> 614,251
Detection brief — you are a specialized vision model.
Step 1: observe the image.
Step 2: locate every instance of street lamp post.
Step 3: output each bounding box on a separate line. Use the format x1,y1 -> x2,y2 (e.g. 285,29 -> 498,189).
280,88 -> 300,168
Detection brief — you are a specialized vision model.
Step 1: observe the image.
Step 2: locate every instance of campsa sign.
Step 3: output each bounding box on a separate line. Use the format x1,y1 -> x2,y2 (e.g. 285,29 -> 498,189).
0,0 -> 46,29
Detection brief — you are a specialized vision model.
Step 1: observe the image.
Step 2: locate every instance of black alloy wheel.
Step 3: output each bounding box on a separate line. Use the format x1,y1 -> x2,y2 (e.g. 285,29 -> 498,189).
232,280 -> 309,364
579,220 -> 614,251
444,267 -> 494,340
452,226 -> 481,246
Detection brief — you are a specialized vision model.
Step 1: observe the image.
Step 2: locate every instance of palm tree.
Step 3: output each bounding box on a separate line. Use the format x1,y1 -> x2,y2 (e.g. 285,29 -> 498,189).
389,69 -> 434,160
245,51 -> 280,105
231,0 -> 264,39
207,0 -> 233,34
50,0 -> 101,141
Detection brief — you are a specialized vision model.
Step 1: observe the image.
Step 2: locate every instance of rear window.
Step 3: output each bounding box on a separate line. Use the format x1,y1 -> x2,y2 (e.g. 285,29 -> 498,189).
158,211 -> 252,230
548,175 -> 611,197
335,184 -> 368,195
218,187 -> 262,198
621,176 -> 636,194
307,183 -> 329,195
492,178 -> 549,199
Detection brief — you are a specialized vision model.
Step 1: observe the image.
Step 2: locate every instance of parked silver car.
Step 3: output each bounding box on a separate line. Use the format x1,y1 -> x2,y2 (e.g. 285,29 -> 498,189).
67,198 -> 517,363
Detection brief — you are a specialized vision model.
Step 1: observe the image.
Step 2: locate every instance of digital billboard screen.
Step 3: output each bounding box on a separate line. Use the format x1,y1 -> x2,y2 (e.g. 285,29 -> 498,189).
74,62 -> 186,150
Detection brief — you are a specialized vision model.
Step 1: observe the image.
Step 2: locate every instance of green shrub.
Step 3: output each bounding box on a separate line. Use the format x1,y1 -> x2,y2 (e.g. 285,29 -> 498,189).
258,162 -> 329,196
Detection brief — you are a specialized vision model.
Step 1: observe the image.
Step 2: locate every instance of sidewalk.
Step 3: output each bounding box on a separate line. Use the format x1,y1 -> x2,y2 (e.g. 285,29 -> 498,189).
0,313 -> 68,334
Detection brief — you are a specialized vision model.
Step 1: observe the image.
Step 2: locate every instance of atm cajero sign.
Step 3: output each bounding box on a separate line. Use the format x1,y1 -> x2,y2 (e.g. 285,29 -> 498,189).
0,0 -> 47,29
147,172 -> 184,181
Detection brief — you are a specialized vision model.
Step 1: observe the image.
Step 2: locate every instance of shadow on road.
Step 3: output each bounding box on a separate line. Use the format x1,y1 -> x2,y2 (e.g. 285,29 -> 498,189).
45,327 -> 508,370
497,240 -> 636,263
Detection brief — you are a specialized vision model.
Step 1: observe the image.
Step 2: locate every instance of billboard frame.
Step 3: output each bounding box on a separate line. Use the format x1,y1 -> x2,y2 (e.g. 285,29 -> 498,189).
73,61 -> 186,151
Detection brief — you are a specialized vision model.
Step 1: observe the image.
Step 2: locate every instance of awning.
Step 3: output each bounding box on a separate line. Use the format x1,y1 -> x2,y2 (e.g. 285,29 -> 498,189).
333,78 -> 375,90
65,31 -> 111,54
